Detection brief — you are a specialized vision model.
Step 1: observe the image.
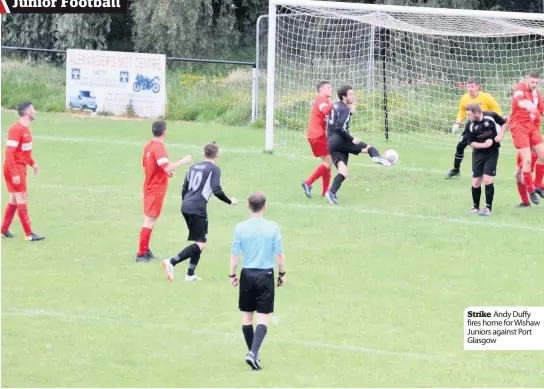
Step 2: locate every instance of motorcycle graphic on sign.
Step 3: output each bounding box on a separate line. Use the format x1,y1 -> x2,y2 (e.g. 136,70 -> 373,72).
133,74 -> 161,93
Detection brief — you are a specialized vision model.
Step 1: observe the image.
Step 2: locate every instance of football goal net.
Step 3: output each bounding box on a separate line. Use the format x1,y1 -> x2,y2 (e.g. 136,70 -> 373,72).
263,0 -> 544,154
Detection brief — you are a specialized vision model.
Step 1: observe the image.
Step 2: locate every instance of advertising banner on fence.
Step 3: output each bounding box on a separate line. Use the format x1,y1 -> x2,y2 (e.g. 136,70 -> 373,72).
66,49 -> 166,119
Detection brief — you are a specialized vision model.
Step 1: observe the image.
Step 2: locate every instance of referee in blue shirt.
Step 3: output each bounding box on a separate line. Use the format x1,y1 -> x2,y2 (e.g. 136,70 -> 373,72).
229,192 -> 285,370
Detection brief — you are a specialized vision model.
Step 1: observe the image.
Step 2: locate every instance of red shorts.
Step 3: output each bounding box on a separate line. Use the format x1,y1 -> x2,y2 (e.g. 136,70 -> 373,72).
307,135 -> 329,157
143,194 -> 165,218
3,170 -> 27,193
510,122 -> 543,149
516,152 -> 538,171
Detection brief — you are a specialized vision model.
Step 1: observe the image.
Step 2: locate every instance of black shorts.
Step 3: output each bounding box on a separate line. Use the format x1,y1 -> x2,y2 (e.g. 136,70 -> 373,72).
472,149 -> 499,178
238,268 -> 275,314
329,140 -> 368,168
182,212 -> 208,243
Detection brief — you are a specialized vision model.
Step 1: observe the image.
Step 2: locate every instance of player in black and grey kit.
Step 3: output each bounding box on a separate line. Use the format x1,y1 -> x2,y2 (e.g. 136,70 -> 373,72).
465,104 -> 508,216
162,142 -> 237,282
325,84 -> 392,205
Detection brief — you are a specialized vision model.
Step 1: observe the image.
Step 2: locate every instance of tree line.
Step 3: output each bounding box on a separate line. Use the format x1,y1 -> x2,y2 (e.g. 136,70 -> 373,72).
1,0 -> 542,62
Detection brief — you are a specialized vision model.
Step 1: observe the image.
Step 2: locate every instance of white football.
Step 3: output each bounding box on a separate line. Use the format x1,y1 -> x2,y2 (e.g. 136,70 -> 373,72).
382,149 -> 399,165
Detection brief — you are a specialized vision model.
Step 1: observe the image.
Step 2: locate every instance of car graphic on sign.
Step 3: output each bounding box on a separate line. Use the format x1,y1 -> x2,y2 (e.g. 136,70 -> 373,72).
69,90 -> 97,112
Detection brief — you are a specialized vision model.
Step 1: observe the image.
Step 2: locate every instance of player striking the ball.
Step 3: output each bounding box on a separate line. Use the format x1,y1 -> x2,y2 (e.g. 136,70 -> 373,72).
136,120 -> 192,263
465,104 -> 508,216
325,85 -> 391,205
162,142 -> 237,282
509,71 -> 544,205
515,149 -> 543,207
1,102 -> 44,241
301,81 -> 333,198
445,78 -> 502,179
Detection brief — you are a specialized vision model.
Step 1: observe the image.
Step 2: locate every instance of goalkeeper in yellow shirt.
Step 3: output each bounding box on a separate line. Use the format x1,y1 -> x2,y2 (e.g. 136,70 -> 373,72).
445,78 -> 502,178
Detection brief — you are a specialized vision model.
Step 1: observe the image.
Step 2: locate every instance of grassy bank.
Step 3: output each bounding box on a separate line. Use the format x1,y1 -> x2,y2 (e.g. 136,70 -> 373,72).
5,59 -> 538,141
1,59 -> 264,127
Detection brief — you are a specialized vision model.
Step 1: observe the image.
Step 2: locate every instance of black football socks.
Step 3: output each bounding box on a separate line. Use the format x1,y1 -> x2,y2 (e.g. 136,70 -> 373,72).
250,324 -> 267,357
368,147 -> 379,158
472,186 -> 481,209
187,249 -> 202,276
330,174 -> 345,194
454,140 -> 467,170
242,325 -> 254,350
485,183 -> 494,211
170,243 -> 200,266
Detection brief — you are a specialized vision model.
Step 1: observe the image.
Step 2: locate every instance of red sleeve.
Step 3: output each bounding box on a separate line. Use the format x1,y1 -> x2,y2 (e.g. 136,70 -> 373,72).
512,86 -> 526,104
26,149 -> 35,167
154,144 -> 169,170
4,126 -> 21,176
317,97 -> 333,116
538,91 -> 544,116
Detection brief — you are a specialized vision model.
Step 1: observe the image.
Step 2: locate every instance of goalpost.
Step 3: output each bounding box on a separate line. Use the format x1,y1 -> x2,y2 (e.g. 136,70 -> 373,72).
264,0 -> 544,154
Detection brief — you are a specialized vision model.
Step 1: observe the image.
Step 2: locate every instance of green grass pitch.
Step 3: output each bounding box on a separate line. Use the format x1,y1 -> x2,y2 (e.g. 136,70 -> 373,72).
1,110 -> 543,387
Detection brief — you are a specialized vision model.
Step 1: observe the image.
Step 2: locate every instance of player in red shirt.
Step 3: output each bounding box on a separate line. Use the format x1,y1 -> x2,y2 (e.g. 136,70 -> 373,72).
515,150 -> 542,207
510,71 -> 544,204
301,81 -> 334,198
136,120 -> 192,262
1,102 -> 44,241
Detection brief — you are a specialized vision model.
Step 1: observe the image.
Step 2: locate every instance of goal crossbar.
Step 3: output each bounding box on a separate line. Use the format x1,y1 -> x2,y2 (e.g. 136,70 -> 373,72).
269,0 -> 544,21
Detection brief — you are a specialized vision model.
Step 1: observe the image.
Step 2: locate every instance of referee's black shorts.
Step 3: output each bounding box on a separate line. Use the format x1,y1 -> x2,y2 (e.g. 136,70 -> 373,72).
239,268 -> 275,314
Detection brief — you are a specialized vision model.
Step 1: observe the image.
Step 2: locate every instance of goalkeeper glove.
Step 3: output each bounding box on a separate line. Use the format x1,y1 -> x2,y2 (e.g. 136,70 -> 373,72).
451,123 -> 460,134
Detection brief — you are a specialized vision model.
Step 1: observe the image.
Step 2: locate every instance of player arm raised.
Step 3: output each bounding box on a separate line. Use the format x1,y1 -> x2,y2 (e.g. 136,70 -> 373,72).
513,89 -> 539,115
211,166 -> 237,205
492,112 -> 508,143
161,155 -> 192,173
319,100 -> 333,116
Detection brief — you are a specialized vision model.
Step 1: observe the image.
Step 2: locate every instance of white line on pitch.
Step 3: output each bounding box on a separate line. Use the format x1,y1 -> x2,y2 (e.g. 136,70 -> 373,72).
33,132 -> 520,156
38,183 -> 544,233
30,134 -> 465,174
3,307 -> 542,376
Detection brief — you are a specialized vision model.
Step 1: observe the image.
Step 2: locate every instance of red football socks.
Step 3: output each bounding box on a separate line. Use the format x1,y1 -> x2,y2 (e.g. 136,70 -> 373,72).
16,204 -> 32,236
517,182 -> 530,204
535,163 -> 544,188
322,167 -> 331,196
306,164 -> 328,186
523,172 -> 535,193
1,203 -> 17,234
138,226 -> 152,256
